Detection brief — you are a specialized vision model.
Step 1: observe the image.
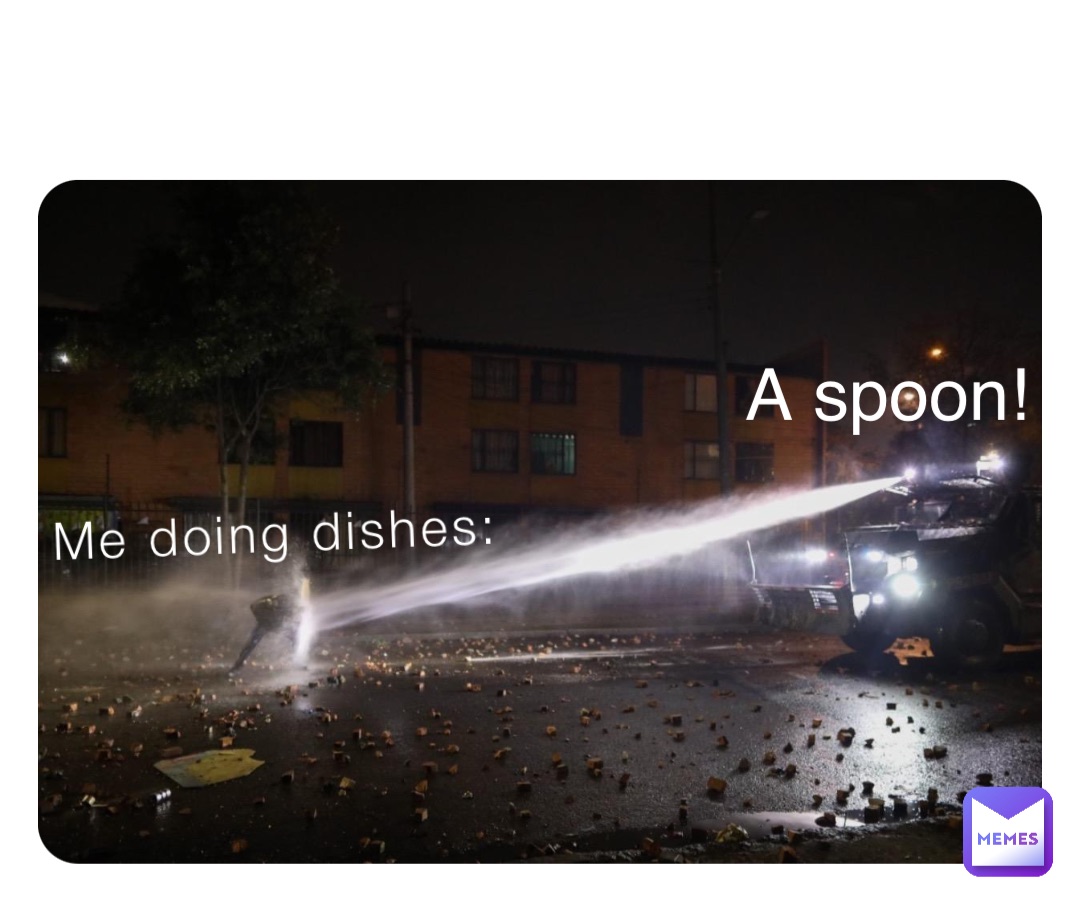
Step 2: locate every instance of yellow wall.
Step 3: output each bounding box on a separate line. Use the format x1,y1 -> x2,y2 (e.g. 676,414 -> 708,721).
38,458 -> 70,494
288,468 -> 344,498
226,465 -> 275,498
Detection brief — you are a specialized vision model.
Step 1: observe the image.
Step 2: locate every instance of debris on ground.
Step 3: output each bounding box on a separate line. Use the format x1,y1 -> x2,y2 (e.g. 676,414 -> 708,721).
715,823 -> 750,843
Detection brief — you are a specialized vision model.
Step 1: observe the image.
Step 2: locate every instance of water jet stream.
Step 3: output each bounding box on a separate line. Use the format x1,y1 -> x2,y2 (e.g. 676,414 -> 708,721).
310,477 -> 899,631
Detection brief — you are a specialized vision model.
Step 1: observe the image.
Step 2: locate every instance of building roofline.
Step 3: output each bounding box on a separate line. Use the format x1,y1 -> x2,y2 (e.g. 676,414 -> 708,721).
375,334 -> 814,377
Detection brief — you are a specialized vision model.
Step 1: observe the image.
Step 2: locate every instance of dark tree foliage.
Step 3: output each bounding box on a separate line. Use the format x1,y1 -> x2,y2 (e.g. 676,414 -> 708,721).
106,183 -> 386,577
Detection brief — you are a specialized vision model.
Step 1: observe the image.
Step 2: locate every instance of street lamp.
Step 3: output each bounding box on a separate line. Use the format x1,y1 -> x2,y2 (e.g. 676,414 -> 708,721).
928,346 -> 945,360
710,188 -> 770,494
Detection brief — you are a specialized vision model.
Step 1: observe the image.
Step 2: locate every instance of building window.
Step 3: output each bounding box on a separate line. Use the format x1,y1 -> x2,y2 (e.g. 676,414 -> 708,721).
472,356 -> 519,401
531,361 -> 576,404
472,430 -> 519,473
531,433 -> 576,475
735,442 -> 775,483
684,440 -> 719,480
684,373 -> 717,412
289,420 -> 343,467
735,375 -> 776,418
39,407 -> 67,458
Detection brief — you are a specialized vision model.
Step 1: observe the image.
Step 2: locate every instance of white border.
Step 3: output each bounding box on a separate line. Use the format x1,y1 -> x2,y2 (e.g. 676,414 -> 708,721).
11,1 -> 1073,895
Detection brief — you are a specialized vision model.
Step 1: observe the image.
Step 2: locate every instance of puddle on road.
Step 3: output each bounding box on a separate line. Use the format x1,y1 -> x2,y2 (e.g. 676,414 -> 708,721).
466,647 -> 664,664
465,643 -> 751,665
702,809 -> 867,838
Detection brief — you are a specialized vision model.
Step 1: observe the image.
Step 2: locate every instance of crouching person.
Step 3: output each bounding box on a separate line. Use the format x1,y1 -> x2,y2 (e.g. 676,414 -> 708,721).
229,591 -> 304,675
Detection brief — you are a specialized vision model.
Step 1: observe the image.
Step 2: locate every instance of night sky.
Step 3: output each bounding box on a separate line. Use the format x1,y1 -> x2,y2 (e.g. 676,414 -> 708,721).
38,181 -> 1040,382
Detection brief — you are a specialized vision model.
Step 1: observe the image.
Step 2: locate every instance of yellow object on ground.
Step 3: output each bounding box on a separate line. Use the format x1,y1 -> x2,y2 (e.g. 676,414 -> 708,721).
154,749 -> 265,788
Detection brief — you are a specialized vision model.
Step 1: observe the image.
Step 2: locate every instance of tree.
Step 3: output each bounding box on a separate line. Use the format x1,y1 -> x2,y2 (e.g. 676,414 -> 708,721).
107,183 -> 386,582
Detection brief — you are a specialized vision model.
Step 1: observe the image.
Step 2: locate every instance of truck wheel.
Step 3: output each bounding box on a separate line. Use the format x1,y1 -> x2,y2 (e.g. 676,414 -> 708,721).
841,629 -> 896,656
931,601 -> 1004,668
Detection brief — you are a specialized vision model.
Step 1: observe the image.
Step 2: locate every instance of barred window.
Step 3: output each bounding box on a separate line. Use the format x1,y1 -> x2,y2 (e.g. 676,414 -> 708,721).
735,442 -> 774,483
684,440 -> 719,480
531,433 -> 576,475
472,356 -> 519,400
684,373 -> 717,412
531,361 -> 576,404
39,407 -> 67,458
289,421 -> 343,467
472,430 -> 519,473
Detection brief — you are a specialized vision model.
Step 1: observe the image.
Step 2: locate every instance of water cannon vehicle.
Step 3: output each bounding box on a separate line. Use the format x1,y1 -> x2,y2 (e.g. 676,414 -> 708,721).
748,463 -> 1041,667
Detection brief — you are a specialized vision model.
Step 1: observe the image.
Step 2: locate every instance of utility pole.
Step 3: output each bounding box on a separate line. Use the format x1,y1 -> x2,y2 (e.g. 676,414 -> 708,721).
709,183 -> 732,495
709,186 -> 770,496
104,453 -> 111,532
817,339 -> 830,546
818,339 -> 829,487
401,282 -> 417,533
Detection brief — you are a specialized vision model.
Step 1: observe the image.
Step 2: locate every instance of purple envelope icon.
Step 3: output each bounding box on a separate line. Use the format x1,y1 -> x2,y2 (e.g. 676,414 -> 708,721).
964,787 -> 1052,876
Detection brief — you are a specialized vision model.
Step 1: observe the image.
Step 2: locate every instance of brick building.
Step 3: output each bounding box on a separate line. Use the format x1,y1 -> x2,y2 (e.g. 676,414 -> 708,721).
39,303 -> 825,538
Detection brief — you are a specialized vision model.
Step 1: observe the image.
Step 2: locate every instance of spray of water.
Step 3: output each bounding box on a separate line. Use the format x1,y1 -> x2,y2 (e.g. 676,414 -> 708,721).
310,477 -> 899,632
295,575 -> 315,664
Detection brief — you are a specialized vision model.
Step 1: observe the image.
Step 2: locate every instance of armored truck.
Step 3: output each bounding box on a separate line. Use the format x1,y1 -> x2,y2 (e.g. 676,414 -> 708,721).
749,474 -> 1041,667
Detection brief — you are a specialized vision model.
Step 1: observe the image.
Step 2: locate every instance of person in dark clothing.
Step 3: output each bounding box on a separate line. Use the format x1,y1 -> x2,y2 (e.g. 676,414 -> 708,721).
229,592 -> 305,675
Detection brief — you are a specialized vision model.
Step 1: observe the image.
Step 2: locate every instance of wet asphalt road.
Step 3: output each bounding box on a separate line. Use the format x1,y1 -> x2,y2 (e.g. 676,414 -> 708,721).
38,615 -> 1042,863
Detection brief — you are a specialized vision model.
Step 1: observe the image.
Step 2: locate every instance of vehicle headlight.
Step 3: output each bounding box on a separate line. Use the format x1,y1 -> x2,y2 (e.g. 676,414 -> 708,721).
888,572 -> 921,600
804,548 -> 828,564
864,549 -> 885,563
851,592 -> 887,620
852,593 -> 871,619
